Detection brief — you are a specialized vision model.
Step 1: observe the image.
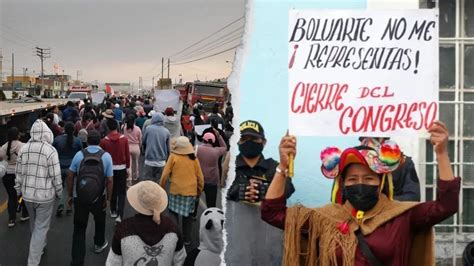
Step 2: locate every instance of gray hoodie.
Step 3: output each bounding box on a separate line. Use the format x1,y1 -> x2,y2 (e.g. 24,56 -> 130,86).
15,119 -> 62,203
142,113 -> 171,164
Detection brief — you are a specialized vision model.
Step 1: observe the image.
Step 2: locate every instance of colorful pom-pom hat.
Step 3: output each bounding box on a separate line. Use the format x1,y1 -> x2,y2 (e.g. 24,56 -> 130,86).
320,139 -> 404,204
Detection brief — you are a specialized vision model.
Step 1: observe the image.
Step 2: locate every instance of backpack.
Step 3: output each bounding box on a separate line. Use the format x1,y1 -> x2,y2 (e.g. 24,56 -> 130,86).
78,121 -> 94,143
76,149 -> 105,204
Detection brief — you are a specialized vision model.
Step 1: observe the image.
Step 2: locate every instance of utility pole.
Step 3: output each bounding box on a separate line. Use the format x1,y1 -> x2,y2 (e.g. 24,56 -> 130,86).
167,58 -> 170,79
36,47 -> 51,97
11,53 -> 14,91
0,49 -> 3,88
152,76 -> 155,90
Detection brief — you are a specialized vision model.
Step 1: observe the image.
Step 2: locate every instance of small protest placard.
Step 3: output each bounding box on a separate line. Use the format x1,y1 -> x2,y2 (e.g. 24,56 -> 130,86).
288,9 -> 439,137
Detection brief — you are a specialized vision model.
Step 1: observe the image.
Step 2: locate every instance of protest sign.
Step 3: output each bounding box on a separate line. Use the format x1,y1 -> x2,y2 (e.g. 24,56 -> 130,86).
91,92 -> 105,105
288,9 -> 439,137
153,89 -> 181,113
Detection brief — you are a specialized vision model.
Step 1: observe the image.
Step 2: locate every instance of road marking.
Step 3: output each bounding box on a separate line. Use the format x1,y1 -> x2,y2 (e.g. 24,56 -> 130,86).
0,200 -> 7,214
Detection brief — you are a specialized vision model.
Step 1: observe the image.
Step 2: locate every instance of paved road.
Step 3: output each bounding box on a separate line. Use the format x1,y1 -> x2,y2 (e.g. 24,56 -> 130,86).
0,161 -> 221,266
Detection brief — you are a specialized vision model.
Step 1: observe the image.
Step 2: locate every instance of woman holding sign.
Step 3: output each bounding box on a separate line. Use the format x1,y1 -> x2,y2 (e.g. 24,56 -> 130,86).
261,121 -> 459,265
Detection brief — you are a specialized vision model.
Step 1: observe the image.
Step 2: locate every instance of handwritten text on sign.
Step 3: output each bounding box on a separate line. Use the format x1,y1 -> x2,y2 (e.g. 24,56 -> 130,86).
288,10 -> 439,137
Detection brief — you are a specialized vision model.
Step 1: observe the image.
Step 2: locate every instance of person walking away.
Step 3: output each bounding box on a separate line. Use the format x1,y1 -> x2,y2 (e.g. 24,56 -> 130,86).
52,105 -> 62,125
135,107 -> 147,130
160,136 -> 204,246
15,119 -> 63,266
0,127 -> 29,227
45,112 -> 64,137
184,208 -> 225,266
62,101 -> 80,123
67,130 -> 114,266
106,181 -> 186,265
100,119 -> 130,223
122,114 -> 142,187
74,113 -> 95,148
196,132 -> 227,208
163,107 -> 182,139
224,102 -> 233,124
113,103 -> 123,129
53,122 -> 82,217
207,106 -> 224,129
142,110 -> 156,133
142,113 -> 170,183
100,109 -> 118,138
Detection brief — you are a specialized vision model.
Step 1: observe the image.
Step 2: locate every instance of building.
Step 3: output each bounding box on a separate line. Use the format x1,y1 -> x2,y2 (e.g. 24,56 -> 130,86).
5,76 -> 36,89
35,78 -> 61,98
43,74 -> 72,97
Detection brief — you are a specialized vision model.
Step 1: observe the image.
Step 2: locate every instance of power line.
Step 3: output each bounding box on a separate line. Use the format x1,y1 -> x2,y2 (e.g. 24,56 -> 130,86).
169,16 -> 243,59
182,34 -> 241,61
172,27 -> 243,62
2,36 -> 34,50
172,45 -> 238,66
1,25 -> 38,46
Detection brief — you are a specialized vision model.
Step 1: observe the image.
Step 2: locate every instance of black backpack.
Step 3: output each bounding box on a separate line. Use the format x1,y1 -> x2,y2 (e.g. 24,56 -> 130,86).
76,149 -> 105,204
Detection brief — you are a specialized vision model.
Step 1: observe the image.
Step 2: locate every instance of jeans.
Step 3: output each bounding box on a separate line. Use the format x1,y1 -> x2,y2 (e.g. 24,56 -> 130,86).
25,201 -> 55,266
58,168 -> 71,211
2,173 -> 28,220
142,165 -> 164,183
71,196 -> 106,266
204,183 -> 218,208
111,169 -> 126,217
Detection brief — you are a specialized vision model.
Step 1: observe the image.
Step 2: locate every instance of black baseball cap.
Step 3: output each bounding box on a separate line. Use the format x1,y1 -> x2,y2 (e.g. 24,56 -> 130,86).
240,120 -> 265,139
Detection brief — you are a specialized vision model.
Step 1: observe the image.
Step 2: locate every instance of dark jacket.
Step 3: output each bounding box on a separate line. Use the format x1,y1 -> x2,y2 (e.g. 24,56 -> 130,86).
227,154 -> 295,202
392,156 -> 420,201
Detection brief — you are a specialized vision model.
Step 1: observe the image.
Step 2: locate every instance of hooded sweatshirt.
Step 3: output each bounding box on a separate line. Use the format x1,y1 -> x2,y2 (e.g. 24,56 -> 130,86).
184,208 -> 224,266
15,119 -> 62,203
100,131 -> 130,170
163,115 -> 181,139
142,113 -> 170,165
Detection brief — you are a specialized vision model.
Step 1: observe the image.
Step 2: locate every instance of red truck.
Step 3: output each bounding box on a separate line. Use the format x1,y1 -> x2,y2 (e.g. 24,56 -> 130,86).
179,82 -> 229,112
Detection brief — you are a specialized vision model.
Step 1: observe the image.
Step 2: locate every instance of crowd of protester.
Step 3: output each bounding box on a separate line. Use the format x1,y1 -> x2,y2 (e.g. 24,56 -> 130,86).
0,93 -> 233,266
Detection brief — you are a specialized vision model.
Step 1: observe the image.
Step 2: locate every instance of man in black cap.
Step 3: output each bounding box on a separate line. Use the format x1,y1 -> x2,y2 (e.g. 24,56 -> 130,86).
224,120 -> 295,266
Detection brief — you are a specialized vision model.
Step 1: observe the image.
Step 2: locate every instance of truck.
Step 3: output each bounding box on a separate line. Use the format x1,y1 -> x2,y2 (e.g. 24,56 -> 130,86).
182,82 -> 229,112
0,97 -> 69,142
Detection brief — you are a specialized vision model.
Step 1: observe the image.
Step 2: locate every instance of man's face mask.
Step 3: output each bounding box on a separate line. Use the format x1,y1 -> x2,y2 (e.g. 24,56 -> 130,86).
238,138 -> 264,159
343,184 -> 379,212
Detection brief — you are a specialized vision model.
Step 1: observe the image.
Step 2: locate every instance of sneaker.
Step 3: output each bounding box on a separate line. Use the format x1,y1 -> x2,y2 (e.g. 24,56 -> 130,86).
93,240 -> 109,254
110,211 -> 117,218
8,220 -> 15,228
20,216 -> 30,222
115,216 -> 122,223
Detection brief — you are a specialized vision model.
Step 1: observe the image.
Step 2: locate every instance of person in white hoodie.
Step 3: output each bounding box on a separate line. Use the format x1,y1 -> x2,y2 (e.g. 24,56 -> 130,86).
15,119 -> 63,266
184,208 -> 225,266
163,107 -> 182,139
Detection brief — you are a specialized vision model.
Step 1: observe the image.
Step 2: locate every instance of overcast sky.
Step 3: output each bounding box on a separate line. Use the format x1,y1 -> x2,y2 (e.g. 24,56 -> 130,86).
1,0 -> 245,86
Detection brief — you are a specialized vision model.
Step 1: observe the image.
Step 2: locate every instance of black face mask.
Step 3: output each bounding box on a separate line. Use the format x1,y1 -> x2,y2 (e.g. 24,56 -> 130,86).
343,184 -> 379,212
239,141 -> 264,159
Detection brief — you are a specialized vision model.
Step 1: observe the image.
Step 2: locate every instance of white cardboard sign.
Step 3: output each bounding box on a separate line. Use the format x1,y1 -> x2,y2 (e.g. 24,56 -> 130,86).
288,9 -> 439,137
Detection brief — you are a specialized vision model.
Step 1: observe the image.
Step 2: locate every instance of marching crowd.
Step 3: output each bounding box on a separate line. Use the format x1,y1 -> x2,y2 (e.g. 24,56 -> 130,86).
0,94 -> 233,266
